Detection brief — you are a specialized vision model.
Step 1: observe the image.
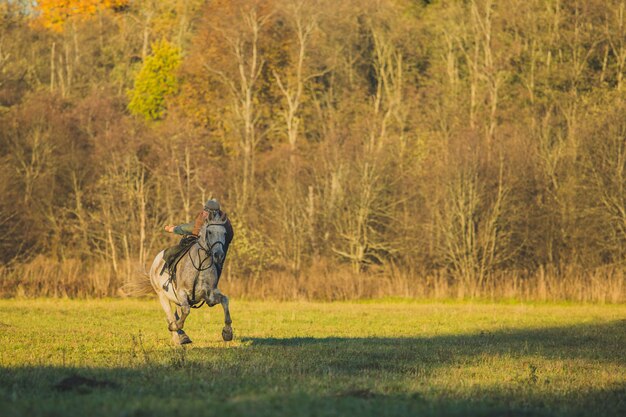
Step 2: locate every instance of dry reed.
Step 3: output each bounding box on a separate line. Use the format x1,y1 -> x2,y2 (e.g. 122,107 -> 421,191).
0,257 -> 623,303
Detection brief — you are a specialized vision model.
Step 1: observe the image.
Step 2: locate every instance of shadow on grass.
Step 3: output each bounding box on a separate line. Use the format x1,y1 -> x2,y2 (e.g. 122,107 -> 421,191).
1,320 -> 625,417
240,319 -> 626,368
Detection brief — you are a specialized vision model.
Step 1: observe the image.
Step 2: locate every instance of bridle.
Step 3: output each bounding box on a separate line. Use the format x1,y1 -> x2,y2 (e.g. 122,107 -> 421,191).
190,223 -> 226,272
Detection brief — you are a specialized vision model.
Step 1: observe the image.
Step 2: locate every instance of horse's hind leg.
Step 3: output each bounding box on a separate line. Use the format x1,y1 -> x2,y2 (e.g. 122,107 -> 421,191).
169,300 -> 191,333
157,293 -> 191,345
174,311 -> 192,345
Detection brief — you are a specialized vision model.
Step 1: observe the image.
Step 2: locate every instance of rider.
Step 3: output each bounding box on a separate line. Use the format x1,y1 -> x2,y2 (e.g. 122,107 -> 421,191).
163,198 -> 234,279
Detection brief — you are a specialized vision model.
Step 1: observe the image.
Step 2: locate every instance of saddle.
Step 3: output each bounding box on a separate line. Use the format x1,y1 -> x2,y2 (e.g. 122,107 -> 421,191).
160,235 -> 198,291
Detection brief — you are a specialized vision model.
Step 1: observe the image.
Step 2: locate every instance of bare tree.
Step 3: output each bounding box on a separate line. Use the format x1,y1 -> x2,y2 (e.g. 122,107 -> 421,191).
204,7 -> 271,217
437,163 -> 510,296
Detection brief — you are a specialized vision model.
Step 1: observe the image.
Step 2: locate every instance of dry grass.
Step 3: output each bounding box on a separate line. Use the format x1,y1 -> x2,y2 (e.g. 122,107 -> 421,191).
1,256 -> 623,303
224,264 -> 625,303
0,256 -> 117,298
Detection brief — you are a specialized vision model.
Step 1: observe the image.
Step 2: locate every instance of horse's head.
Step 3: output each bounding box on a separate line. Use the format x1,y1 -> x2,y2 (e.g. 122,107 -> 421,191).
199,211 -> 227,265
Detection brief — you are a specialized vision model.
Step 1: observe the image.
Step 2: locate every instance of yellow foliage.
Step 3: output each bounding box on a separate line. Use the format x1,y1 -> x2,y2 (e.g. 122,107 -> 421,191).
32,0 -> 128,32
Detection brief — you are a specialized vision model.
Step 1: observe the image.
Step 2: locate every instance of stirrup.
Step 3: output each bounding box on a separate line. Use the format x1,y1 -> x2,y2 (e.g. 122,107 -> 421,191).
163,271 -> 176,291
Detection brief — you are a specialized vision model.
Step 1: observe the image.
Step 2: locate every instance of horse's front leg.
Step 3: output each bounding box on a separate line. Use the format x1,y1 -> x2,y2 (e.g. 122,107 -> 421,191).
217,290 -> 233,341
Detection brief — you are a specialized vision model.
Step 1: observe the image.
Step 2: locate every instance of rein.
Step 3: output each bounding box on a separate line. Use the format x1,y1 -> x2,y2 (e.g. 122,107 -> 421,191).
190,240 -> 224,272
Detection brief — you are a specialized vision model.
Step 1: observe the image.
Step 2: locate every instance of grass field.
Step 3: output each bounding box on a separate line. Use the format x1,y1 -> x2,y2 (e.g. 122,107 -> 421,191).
1,298 -> 625,417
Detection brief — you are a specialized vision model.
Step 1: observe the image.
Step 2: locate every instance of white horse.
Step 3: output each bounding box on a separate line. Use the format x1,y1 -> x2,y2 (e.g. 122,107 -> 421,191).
147,214 -> 233,345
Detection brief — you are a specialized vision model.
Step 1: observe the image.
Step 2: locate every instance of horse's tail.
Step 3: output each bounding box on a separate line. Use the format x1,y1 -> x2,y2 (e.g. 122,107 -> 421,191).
119,264 -> 155,297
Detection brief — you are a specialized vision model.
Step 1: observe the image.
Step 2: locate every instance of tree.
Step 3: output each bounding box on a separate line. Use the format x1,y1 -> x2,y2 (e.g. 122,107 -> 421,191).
128,39 -> 181,120
32,0 -> 128,32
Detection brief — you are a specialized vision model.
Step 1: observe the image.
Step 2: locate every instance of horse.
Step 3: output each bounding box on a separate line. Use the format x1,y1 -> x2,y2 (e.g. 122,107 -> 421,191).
147,213 -> 233,345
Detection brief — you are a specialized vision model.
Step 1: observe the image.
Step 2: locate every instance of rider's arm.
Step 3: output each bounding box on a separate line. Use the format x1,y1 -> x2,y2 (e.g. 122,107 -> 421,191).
164,222 -> 194,235
164,211 -> 208,236
173,222 -> 195,235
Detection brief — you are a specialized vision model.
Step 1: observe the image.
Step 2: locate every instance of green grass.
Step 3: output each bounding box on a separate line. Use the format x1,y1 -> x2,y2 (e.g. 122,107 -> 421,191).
1,299 -> 625,416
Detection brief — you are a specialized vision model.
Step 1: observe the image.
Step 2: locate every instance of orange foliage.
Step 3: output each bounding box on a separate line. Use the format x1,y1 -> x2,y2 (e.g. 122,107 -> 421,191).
32,0 -> 128,32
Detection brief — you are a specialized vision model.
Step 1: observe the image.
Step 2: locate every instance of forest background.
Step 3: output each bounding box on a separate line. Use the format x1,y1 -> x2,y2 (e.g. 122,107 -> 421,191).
0,0 -> 624,302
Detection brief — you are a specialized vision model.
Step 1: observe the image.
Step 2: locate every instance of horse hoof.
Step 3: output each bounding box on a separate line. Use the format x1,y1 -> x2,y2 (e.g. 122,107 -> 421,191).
222,326 -> 233,342
179,334 -> 192,345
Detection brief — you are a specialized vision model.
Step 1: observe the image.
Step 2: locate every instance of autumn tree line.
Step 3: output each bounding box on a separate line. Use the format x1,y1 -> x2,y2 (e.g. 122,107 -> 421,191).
0,0 -> 624,301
